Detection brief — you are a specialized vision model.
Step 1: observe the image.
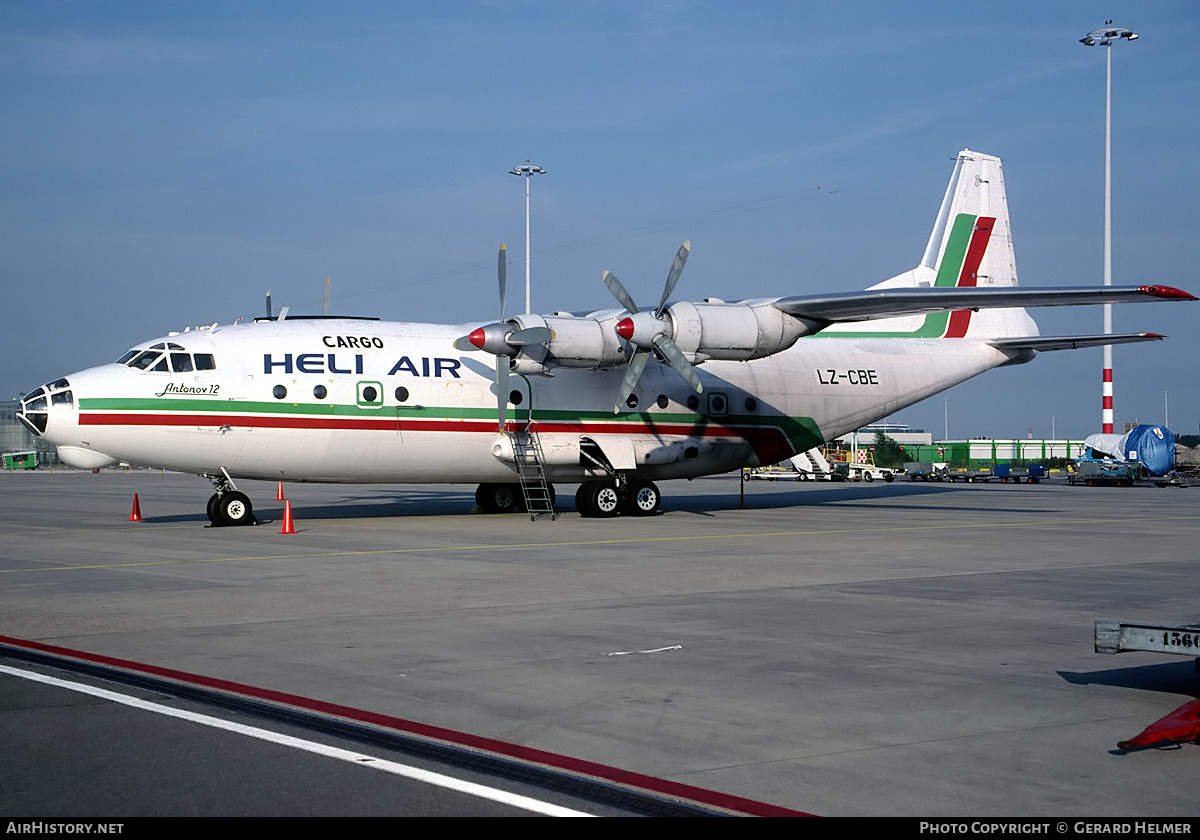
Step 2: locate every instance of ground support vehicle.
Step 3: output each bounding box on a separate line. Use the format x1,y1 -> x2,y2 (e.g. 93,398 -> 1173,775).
832,461 -> 897,483
3,451 -> 37,470
904,462 -> 948,482
995,463 -> 1047,484
744,464 -> 802,482
1069,459 -> 1137,487
945,467 -> 992,483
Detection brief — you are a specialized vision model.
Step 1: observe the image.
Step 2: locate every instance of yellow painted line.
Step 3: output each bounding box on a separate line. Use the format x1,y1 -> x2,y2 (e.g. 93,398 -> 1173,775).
1,515 -> 1197,574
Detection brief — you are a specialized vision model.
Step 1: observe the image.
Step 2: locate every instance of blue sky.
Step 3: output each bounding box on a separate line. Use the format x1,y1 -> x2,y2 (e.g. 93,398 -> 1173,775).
2,1 -> 1197,440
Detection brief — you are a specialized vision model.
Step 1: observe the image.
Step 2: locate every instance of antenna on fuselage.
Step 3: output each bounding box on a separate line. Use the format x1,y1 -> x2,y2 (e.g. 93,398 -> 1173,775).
266,291 -> 272,319
323,277 -> 331,316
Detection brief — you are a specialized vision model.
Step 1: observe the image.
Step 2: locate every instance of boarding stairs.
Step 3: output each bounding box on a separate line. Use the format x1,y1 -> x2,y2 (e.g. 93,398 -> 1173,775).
789,447 -> 832,479
507,422 -> 557,520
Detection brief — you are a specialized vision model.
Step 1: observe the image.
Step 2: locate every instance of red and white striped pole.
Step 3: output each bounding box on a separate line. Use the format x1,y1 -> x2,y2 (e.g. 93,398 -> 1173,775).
1081,24 -> 1138,433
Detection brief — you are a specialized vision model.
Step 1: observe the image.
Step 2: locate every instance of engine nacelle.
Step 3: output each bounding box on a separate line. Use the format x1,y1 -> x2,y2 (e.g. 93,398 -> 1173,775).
508,312 -> 630,374
667,299 -> 812,361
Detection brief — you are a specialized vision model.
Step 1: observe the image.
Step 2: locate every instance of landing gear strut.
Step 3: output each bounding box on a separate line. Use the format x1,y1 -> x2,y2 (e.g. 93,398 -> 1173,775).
205,473 -> 257,526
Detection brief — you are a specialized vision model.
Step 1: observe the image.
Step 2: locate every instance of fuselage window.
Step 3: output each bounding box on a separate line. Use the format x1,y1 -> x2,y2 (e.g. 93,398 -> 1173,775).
625,394 -> 639,409
395,386 -> 409,402
686,395 -> 700,411
171,353 -> 194,373
194,354 -> 216,370
656,394 -> 668,409
313,385 -> 328,399
745,397 -> 757,412
273,385 -> 287,400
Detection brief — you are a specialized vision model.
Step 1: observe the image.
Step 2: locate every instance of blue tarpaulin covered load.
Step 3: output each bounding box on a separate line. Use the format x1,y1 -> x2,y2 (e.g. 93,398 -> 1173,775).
1083,424 -> 1175,476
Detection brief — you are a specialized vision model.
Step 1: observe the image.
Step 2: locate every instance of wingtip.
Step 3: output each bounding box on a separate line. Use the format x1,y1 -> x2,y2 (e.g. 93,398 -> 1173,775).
1137,285 -> 1197,301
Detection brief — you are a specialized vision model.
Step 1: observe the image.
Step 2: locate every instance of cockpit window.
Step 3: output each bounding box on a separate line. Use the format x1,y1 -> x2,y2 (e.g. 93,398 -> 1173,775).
151,357 -> 169,372
128,351 -> 163,370
194,354 -> 216,371
149,343 -> 166,350
170,353 -> 194,373
51,390 -> 73,407
115,350 -> 139,364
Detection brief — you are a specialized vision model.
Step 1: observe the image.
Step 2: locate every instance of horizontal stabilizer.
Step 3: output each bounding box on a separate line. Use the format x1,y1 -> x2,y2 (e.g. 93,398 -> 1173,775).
773,285 -> 1195,325
989,333 -> 1164,352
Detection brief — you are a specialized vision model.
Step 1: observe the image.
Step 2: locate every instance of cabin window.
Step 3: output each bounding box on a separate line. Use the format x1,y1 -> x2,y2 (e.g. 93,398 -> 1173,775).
509,390 -> 523,406
625,394 -> 638,409
313,385 -> 328,400
356,381 -> 384,408
273,385 -> 287,400
656,394 -> 668,409
745,397 -> 757,412
395,387 -> 409,402
686,395 -> 700,411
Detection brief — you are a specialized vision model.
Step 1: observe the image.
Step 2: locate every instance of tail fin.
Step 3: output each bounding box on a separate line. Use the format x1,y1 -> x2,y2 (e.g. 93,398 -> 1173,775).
919,149 -> 1018,290
825,148 -> 1035,339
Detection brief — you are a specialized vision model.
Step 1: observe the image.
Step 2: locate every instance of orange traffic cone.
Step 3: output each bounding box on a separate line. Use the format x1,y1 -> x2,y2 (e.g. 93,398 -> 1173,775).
275,481 -> 284,500
128,493 -> 142,521
279,499 -> 296,534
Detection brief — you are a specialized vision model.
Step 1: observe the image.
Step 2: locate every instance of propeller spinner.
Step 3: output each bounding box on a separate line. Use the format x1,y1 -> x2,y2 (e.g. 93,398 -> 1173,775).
452,244 -> 552,430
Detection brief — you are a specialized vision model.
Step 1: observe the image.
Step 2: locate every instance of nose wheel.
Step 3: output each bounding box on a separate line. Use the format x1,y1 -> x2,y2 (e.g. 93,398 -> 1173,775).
204,474 -> 258,526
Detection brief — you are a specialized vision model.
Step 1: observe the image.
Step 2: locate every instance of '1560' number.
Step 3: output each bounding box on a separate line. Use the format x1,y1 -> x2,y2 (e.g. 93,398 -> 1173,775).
1163,632 -> 1200,649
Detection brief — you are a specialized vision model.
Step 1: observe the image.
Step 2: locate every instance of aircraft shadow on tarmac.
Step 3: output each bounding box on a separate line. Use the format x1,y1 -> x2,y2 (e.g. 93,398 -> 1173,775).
1059,660 -> 1200,699
134,482 -> 1058,524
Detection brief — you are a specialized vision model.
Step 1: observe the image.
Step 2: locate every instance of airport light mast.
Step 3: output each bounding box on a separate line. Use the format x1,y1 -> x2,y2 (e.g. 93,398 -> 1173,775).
509,162 -> 547,314
1080,24 -> 1137,433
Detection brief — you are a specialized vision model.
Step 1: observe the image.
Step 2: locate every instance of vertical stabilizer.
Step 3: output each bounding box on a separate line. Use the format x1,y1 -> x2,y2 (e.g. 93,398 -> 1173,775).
827,149 -> 1036,339
922,149 -> 1018,288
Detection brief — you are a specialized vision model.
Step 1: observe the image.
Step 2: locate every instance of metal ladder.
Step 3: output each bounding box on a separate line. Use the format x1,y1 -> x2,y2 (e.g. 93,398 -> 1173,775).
508,423 -> 557,520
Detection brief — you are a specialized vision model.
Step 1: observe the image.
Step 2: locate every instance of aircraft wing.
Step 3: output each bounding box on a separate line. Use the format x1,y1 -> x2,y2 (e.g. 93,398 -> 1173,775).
988,333 -> 1164,352
771,285 -> 1195,323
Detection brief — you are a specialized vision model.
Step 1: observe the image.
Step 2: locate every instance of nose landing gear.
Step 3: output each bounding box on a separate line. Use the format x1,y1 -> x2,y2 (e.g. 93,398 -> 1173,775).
205,473 -> 258,526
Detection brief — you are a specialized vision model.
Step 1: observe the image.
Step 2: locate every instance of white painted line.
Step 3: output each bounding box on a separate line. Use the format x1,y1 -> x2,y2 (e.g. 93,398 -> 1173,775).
0,664 -> 591,817
603,645 -> 682,656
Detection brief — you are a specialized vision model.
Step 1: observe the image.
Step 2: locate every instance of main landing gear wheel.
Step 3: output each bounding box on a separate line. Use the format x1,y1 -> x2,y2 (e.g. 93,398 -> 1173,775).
217,491 -> 255,526
575,482 -> 621,518
476,482 -> 520,513
621,481 -> 661,516
206,493 -> 221,524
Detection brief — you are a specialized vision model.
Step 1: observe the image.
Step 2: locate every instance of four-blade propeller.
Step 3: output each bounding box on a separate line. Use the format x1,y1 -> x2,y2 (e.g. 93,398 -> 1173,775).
603,241 -> 702,413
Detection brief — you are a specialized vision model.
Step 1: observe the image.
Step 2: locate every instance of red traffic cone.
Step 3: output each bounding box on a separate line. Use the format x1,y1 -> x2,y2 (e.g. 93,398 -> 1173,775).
128,493 -> 142,521
275,481 -> 284,500
279,499 -> 296,534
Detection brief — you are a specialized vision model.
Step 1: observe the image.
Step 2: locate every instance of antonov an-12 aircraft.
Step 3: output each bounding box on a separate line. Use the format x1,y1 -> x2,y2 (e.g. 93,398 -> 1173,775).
18,150 -> 1195,525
